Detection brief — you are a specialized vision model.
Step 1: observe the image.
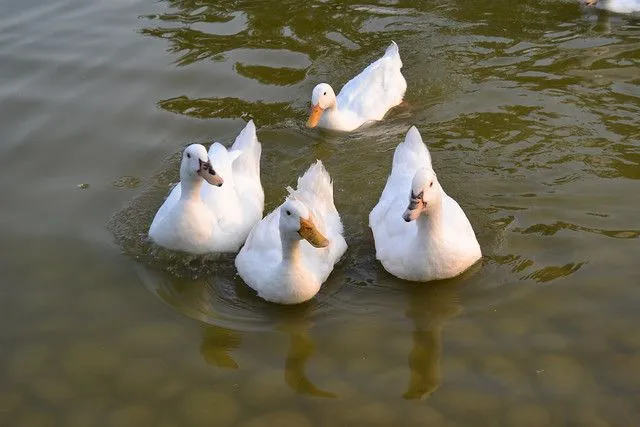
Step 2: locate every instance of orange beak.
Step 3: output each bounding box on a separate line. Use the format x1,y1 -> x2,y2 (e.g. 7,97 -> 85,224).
298,217 -> 329,248
306,104 -> 324,128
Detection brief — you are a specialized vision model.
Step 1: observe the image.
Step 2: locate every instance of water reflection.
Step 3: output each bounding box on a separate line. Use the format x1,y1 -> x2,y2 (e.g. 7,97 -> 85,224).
403,281 -> 462,399
201,325 -> 241,369
282,324 -> 337,398
199,307 -> 336,398
141,0 -> 430,124
137,259 -> 338,397
141,0 -> 419,65
149,254 -> 466,401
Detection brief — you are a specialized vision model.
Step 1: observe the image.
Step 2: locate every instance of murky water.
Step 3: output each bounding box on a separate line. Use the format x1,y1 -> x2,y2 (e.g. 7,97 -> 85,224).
1,0 -> 639,425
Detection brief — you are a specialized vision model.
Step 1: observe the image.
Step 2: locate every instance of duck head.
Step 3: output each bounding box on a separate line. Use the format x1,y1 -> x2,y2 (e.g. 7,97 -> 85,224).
181,144 -> 223,187
306,83 -> 337,128
279,199 -> 329,248
403,167 -> 441,222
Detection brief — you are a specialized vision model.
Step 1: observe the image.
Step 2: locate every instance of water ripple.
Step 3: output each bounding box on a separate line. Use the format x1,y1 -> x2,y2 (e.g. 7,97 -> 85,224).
516,221 -> 640,239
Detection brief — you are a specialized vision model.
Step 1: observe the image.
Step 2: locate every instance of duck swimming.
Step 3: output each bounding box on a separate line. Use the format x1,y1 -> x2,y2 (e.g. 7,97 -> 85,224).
235,161 -> 347,304
306,41 -> 407,132
369,127 -> 482,282
149,120 -> 263,254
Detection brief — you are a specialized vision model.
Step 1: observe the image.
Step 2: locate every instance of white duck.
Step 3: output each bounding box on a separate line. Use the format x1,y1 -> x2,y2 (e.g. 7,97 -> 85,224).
584,0 -> 640,13
149,120 -> 263,254
369,127 -> 482,282
235,161 -> 347,304
306,41 -> 407,132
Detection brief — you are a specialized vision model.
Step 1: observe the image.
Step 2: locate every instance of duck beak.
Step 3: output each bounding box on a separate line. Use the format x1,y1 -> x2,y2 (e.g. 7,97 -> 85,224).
306,104 -> 324,128
402,192 -> 424,222
298,217 -> 329,248
584,0 -> 598,5
198,159 -> 223,187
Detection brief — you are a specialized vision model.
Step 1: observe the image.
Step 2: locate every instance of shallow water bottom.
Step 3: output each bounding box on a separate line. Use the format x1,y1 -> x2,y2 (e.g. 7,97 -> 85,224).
2,235 -> 640,427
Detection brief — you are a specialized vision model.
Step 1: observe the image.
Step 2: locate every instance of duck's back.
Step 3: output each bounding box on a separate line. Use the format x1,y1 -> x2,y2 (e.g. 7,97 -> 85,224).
337,41 -> 407,123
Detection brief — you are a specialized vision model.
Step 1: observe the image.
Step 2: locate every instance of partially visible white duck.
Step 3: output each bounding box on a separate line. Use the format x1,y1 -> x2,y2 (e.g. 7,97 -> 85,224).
235,161 -> 347,304
584,0 -> 640,13
369,127 -> 482,282
149,120 -> 263,254
306,41 -> 407,132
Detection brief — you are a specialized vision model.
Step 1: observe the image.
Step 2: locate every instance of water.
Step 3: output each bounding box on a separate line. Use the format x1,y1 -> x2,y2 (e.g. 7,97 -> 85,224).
1,0 -> 639,425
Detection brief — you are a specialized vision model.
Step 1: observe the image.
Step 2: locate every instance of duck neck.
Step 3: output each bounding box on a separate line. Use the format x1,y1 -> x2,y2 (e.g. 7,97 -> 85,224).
322,102 -> 342,123
179,177 -> 203,202
417,202 -> 443,240
281,235 -> 302,266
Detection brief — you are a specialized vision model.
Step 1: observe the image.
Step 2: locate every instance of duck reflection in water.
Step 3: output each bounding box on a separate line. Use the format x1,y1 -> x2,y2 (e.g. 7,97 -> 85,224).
199,304 -> 336,399
201,325 -> 241,369
137,263 -> 336,398
281,316 -> 336,399
402,280 -> 462,399
137,252 -> 462,400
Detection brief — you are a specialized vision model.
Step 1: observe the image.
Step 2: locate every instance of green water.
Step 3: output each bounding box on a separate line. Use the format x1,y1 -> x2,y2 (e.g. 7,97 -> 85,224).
1,0 -> 639,425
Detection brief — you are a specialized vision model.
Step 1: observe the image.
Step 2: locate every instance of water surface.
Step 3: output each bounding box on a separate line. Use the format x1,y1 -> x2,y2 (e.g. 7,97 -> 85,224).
1,0 -> 640,426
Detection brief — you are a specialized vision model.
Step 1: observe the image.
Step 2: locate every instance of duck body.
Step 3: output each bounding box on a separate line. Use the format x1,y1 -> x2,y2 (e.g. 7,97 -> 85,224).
235,161 -> 347,304
306,41 -> 407,132
585,0 -> 640,13
149,120 -> 263,254
369,127 -> 481,282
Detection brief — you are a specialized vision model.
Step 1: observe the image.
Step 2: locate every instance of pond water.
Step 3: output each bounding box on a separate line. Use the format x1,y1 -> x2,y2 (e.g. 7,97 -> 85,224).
1,0 -> 639,426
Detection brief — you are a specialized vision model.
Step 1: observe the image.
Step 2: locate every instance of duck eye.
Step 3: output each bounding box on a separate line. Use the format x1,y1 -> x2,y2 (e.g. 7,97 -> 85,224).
186,153 -> 191,159
323,91 -> 326,95
286,210 -> 291,216
429,182 -> 433,188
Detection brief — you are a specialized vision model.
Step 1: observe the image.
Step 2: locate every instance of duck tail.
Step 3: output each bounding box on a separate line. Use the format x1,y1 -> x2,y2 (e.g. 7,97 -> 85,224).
230,119 -> 261,179
392,126 -> 432,172
295,160 -> 334,202
385,41 -> 403,68
288,160 -> 343,237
